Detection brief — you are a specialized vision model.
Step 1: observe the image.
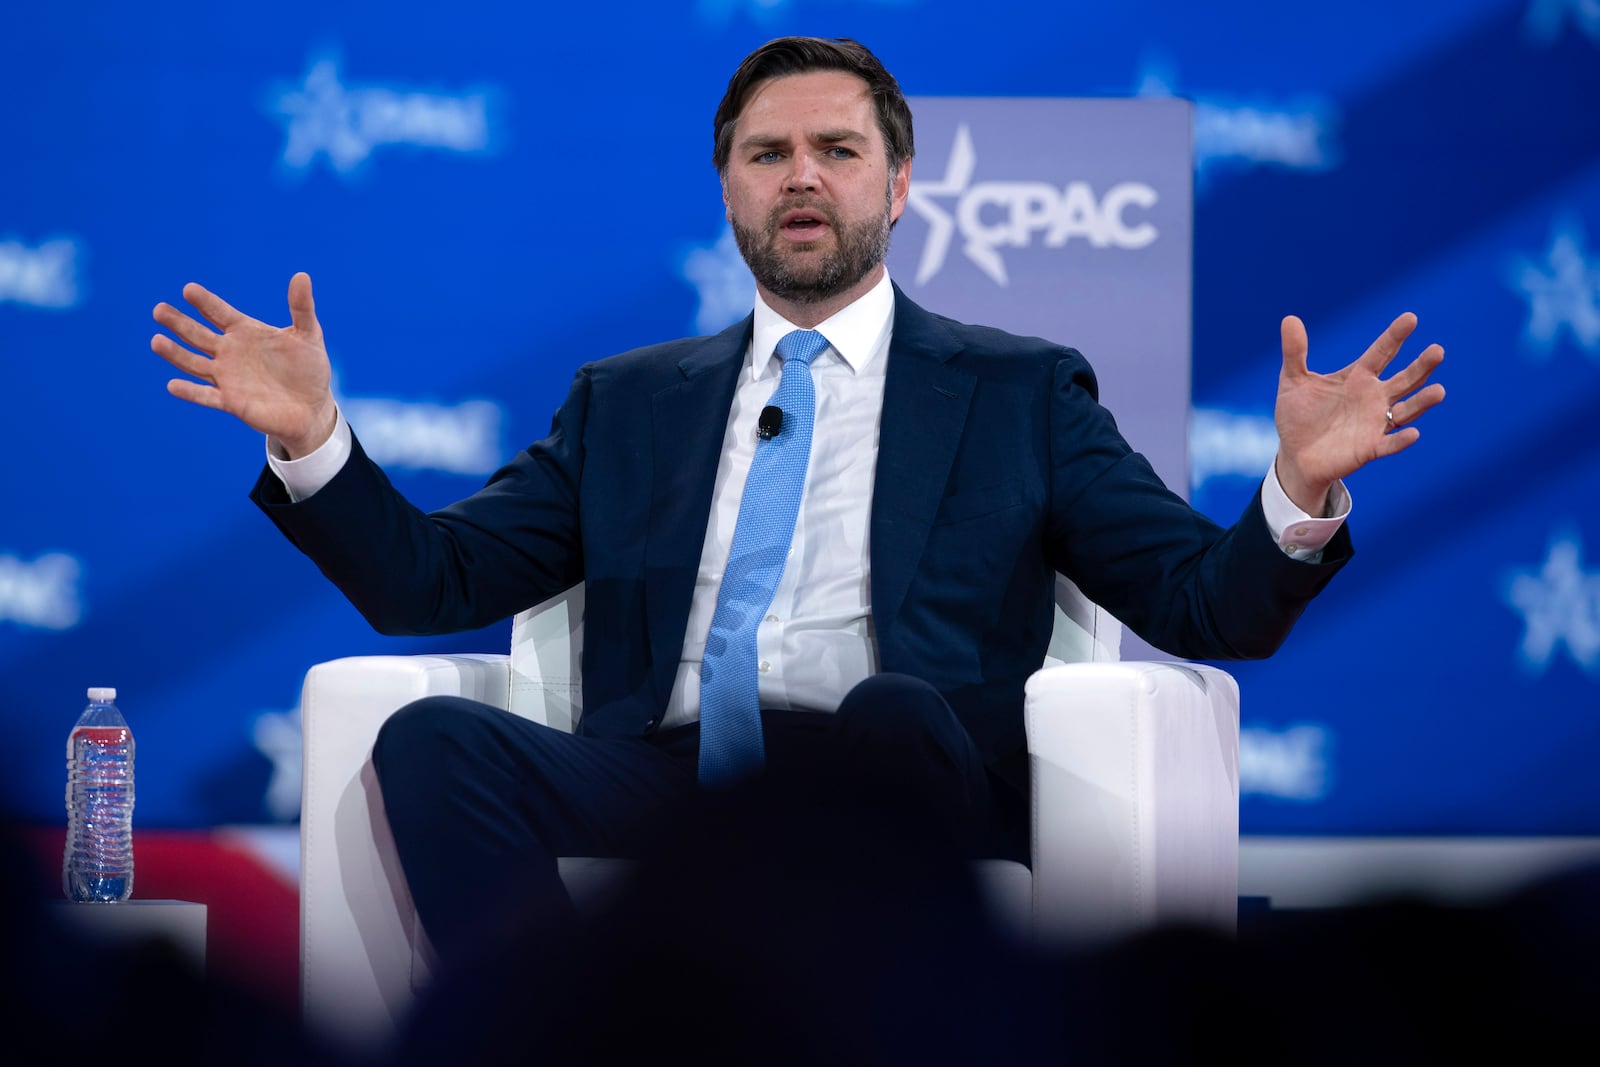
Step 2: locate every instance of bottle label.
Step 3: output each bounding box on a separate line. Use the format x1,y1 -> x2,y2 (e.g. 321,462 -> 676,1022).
73,726 -> 131,747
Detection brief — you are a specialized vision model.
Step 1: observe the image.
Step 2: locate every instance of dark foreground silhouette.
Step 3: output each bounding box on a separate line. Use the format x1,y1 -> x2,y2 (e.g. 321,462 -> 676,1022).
5,787 -> 1597,1065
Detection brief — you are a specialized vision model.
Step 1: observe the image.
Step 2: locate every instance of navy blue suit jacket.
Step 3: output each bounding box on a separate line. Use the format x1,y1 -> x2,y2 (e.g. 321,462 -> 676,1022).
254,287 -> 1349,772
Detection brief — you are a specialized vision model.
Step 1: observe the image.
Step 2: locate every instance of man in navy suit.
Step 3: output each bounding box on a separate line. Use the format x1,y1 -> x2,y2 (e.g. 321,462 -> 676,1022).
152,37 -> 1445,963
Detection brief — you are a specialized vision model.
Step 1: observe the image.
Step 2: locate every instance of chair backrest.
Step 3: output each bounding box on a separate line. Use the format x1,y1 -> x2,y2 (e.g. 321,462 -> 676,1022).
507,578 -> 1121,732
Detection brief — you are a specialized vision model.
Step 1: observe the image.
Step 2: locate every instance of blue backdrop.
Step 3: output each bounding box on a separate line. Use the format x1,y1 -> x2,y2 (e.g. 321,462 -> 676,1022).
3,0 -> 1597,835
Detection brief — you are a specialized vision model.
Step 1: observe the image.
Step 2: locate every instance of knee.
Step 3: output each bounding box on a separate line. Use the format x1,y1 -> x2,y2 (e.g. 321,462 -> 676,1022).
836,673 -> 959,738
833,673 -> 980,774
372,696 -> 501,786
829,674 -> 989,850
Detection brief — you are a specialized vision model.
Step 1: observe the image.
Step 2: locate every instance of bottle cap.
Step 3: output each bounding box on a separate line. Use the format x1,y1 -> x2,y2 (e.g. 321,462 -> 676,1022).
87,687 -> 117,702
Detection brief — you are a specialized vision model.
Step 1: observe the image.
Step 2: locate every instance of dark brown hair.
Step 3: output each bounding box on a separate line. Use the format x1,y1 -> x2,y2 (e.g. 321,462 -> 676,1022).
712,37 -> 915,177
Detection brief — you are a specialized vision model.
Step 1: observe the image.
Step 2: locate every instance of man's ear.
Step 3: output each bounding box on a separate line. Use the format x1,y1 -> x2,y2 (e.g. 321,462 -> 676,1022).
889,160 -> 912,225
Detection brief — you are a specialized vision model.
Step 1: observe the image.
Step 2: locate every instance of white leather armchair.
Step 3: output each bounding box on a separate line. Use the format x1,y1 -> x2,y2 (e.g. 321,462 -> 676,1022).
298,577 -> 1240,1053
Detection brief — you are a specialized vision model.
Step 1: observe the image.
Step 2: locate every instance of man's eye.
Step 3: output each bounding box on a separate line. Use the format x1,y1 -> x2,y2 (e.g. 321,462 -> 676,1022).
755,151 -> 783,164
827,147 -> 855,159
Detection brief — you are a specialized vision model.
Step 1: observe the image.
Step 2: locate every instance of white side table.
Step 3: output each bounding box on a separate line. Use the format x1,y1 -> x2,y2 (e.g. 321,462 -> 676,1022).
49,900 -> 208,975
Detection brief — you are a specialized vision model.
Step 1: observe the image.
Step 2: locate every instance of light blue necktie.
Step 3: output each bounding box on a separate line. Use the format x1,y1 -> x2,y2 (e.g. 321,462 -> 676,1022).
698,328 -> 829,786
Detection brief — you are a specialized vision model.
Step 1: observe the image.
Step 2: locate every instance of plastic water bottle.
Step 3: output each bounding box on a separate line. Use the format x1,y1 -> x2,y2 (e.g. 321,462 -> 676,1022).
63,687 -> 135,903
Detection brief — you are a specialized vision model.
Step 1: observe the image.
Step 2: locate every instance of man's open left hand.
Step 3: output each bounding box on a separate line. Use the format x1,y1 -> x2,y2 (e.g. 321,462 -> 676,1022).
1273,312 -> 1446,515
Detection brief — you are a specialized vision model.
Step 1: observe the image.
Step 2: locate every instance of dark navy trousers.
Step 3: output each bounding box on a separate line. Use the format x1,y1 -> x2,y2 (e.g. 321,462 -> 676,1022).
371,672 -> 997,963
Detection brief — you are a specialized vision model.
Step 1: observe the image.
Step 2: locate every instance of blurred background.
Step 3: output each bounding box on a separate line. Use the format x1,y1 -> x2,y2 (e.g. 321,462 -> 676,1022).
2,0 -> 1597,1006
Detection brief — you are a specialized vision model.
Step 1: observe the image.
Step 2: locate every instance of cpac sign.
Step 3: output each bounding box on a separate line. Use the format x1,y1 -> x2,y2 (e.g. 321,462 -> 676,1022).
906,124 -> 1159,286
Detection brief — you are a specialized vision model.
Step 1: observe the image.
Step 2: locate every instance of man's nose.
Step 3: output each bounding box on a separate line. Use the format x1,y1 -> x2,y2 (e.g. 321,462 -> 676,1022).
784,151 -> 820,192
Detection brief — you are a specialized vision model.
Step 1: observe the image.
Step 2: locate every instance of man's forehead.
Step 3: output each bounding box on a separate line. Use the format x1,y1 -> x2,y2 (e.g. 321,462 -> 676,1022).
735,70 -> 877,135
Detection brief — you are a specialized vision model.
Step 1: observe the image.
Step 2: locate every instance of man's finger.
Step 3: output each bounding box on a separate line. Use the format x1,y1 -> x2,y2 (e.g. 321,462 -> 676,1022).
1378,425 -> 1421,457
1358,312 -> 1418,374
1280,315 -> 1309,376
153,301 -> 223,354
1390,382 -> 1447,427
182,282 -> 246,331
151,333 -> 215,382
166,378 -> 226,411
287,271 -> 318,334
1383,343 -> 1445,399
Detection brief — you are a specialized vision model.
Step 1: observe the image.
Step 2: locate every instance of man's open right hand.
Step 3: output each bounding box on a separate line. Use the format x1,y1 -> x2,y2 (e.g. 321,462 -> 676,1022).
152,271 -> 338,459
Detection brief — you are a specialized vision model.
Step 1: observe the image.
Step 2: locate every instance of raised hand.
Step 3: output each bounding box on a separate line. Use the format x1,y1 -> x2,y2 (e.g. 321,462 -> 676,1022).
1273,312 -> 1446,515
152,272 -> 339,458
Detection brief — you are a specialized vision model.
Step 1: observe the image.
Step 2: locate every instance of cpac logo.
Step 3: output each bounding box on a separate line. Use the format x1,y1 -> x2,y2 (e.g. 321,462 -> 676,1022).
0,236 -> 83,309
1508,217 -> 1600,356
1502,530 -> 1600,675
1524,0 -> 1600,45
1240,724 -> 1330,801
265,51 -> 497,177
0,551 -> 83,630
1189,407 -> 1278,491
906,125 -> 1159,287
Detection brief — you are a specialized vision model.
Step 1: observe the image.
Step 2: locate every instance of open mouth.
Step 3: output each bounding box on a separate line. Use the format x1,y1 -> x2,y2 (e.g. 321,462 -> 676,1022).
779,208 -> 831,240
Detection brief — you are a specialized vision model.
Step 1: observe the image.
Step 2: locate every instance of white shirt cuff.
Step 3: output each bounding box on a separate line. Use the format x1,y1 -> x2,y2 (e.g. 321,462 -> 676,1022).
266,409 -> 352,503
1261,461 -> 1350,562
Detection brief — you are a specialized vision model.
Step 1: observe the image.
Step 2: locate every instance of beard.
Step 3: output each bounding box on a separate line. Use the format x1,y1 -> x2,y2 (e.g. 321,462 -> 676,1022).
732,188 -> 893,305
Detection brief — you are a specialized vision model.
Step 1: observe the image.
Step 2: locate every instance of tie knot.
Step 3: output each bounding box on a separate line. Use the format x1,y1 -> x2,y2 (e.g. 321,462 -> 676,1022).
775,329 -> 829,368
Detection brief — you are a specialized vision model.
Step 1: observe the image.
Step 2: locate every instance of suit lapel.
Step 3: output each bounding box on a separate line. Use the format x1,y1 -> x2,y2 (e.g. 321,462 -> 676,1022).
645,318 -> 752,700
871,289 -> 974,641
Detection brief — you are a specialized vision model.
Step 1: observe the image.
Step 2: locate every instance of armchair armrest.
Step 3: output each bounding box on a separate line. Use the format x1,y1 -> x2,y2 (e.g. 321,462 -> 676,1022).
1025,661 -> 1240,945
299,654 -> 511,1051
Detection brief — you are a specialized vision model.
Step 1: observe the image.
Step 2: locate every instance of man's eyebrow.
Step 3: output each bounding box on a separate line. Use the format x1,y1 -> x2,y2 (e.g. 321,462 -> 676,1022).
736,133 -> 789,152
735,128 -> 872,151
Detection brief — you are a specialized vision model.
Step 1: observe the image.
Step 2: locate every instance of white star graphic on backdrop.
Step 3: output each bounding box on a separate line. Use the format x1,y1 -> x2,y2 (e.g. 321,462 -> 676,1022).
1503,532 -> 1600,674
1524,0 -> 1600,45
1508,219 -> 1600,356
681,224 -> 755,335
252,707 -> 303,821
904,124 -> 978,284
269,56 -> 370,173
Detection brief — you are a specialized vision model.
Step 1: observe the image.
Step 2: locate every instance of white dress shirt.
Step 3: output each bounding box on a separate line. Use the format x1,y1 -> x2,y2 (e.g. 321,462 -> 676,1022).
268,272 -> 1348,726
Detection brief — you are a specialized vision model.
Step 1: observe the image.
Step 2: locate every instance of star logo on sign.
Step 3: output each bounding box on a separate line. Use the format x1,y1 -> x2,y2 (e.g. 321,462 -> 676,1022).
1502,531 -> 1600,675
1508,218 -> 1600,356
904,124 -> 978,285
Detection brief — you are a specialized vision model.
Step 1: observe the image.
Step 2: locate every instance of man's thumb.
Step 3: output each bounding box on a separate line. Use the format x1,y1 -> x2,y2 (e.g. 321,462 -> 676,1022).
1279,314 -> 1309,376
287,271 -> 318,332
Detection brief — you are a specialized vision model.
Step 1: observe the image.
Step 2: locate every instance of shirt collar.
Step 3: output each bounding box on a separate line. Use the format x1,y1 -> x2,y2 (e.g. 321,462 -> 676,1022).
748,272 -> 896,381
